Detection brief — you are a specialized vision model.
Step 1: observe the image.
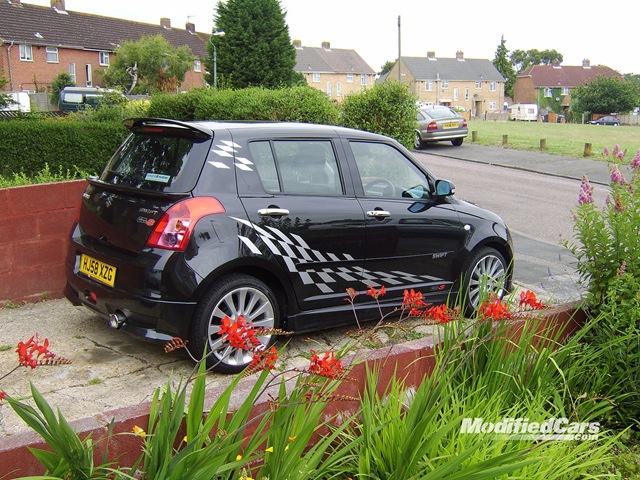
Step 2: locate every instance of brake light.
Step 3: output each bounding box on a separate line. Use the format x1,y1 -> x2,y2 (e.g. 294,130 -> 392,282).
427,121 -> 438,131
463,119 -> 468,127
146,197 -> 225,251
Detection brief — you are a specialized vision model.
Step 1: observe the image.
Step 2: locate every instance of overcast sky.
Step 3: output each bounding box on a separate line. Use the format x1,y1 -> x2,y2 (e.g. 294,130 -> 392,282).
24,0 -> 638,75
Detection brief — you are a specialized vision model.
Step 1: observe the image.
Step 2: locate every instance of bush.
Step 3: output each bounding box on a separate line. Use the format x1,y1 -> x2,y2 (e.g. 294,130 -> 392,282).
341,82 -> 418,149
0,119 -> 128,178
565,146 -> 640,426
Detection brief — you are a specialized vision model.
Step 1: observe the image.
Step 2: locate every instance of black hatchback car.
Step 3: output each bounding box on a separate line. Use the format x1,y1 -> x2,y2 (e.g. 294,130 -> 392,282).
65,118 -> 513,372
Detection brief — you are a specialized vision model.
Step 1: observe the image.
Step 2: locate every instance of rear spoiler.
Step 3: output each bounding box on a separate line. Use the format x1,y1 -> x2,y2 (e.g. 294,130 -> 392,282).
124,118 -> 213,139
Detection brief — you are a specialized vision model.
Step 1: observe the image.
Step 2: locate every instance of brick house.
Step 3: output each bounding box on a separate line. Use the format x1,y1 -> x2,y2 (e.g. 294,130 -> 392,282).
384,51 -> 505,118
513,60 -> 622,114
293,40 -> 376,102
0,0 -> 209,93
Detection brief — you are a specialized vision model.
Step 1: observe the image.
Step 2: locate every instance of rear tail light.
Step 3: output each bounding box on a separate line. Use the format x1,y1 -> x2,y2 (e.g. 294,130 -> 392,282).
146,197 -> 225,251
463,119 -> 468,127
427,121 -> 438,131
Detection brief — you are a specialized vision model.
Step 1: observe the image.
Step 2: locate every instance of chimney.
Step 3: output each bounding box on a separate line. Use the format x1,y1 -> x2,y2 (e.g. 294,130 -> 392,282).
161,17 -> 171,29
186,22 -> 195,34
292,39 -> 302,48
8,0 -> 21,5
51,0 -> 65,11
427,51 -> 436,60
456,50 -> 464,61
321,41 -> 331,50
582,59 -> 591,68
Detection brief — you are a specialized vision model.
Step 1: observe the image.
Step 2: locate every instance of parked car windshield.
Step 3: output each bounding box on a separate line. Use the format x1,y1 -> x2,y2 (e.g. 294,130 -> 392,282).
99,132 -> 210,193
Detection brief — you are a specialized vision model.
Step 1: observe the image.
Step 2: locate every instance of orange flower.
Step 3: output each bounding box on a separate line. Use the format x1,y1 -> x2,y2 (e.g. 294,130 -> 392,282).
164,337 -> 189,353
424,304 -> 454,324
365,285 -> 387,299
402,289 -> 426,309
16,334 -> 57,369
217,316 -> 261,351
478,298 -> 512,320
249,346 -> 279,371
0,391 -> 5,403
309,350 -> 344,379
344,287 -> 359,302
518,290 -> 545,310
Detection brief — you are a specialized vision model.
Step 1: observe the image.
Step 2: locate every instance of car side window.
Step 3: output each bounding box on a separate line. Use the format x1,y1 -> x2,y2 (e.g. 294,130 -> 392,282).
248,141 -> 281,193
350,141 -> 431,199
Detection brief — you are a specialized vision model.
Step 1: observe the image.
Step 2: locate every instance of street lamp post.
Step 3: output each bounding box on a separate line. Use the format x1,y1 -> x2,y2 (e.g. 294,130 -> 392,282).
210,30 -> 225,90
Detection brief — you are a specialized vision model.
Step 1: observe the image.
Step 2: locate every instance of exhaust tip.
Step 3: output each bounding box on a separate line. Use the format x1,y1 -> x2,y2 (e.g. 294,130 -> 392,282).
108,311 -> 126,329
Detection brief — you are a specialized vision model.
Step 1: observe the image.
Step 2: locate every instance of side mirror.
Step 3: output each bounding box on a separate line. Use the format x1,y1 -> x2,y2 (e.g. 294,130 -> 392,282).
434,179 -> 455,197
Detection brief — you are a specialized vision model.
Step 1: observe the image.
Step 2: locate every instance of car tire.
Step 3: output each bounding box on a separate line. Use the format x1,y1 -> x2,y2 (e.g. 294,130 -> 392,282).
451,138 -> 464,147
190,274 -> 279,373
459,247 -> 509,315
414,131 -> 424,150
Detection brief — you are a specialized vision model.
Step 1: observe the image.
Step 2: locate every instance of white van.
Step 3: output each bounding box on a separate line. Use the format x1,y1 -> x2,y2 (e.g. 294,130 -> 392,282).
0,91 -> 31,112
507,104 -> 538,121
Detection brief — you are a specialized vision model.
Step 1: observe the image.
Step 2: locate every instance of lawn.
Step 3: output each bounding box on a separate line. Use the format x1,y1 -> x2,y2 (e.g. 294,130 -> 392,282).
467,120 -> 640,160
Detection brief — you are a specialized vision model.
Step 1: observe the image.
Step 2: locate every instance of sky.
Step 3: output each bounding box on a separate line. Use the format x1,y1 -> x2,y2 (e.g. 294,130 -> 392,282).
23,0 -> 638,75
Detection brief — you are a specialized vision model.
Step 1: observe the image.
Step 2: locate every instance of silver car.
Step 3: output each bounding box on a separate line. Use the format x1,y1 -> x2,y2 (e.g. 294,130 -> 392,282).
415,106 -> 468,149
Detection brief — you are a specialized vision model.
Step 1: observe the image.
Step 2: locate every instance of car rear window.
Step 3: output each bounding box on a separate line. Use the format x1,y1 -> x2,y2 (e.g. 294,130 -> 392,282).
422,108 -> 456,119
99,131 -> 211,193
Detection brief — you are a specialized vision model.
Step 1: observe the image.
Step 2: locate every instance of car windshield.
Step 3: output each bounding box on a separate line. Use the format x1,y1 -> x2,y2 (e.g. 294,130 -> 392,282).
422,107 -> 456,119
99,132 -> 211,193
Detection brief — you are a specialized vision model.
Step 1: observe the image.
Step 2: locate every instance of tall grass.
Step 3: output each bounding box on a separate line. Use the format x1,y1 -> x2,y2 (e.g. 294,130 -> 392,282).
468,120 -> 639,159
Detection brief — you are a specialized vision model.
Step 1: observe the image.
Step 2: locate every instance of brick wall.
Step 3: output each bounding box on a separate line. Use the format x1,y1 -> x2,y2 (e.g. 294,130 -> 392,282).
0,180 -> 86,306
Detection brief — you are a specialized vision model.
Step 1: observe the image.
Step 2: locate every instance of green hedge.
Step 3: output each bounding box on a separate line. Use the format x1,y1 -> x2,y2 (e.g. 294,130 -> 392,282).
0,84 -> 417,182
0,120 -> 128,178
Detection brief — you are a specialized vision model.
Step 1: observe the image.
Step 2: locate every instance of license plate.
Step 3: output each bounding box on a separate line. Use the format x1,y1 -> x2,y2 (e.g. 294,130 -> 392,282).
443,122 -> 458,129
79,254 -> 117,287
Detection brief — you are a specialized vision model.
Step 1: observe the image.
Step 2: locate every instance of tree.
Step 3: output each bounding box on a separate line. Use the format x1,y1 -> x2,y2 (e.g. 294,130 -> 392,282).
571,75 -> 639,115
510,49 -> 563,73
379,61 -> 395,76
49,72 -> 75,104
0,70 -> 14,109
209,0 -> 304,89
492,35 -> 516,98
102,35 -> 194,94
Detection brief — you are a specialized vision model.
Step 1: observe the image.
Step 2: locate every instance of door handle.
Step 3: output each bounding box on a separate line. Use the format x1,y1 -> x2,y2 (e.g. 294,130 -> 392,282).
258,208 -> 290,216
366,210 -> 390,218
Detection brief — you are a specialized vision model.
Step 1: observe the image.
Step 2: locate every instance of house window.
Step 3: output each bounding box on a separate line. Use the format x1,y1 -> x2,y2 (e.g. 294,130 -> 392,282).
425,81 -> 433,91
194,60 -> 201,72
99,51 -> 110,66
46,46 -> 58,63
489,82 -> 497,91
326,81 -> 332,96
562,86 -> 569,95
465,88 -> 470,100
453,88 -> 459,101
544,87 -> 553,97
475,80 -> 482,89
360,74 -> 367,86
336,81 -> 342,96
489,101 -> 497,110
346,73 -> 354,83
313,73 -> 321,83
68,63 -> 76,83
441,80 -> 449,89
19,44 -> 33,61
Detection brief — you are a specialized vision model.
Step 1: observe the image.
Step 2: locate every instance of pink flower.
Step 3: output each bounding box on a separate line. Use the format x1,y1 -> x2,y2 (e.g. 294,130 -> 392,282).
631,149 -> 640,170
578,175 -> 594,204
603,146 -> 610,156
610,164 -> 627,185
612,144 -> 620,157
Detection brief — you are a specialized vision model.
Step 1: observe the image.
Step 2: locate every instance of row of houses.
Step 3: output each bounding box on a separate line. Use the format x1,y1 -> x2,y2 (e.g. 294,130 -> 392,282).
0,0 -> 621,116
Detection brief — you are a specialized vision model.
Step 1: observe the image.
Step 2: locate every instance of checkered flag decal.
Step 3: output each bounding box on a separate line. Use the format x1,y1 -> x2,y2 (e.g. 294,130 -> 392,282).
232,217 -> 444,294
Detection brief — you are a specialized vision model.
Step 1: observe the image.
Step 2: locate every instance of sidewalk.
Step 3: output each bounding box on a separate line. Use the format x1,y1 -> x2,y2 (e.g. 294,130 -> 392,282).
423,142 -> 622,185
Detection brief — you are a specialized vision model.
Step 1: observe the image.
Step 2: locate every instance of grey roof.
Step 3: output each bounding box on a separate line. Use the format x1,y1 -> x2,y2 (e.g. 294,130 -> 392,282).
0,1 -> 209,57
294,45 -> 375,75
402,57 -> 505,82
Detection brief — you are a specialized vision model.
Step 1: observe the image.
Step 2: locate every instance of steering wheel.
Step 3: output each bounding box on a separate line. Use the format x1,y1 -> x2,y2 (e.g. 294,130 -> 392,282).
364,178 -> 396,197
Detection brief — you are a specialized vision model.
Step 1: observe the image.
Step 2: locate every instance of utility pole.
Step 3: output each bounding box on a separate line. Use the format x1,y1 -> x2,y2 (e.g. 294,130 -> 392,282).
397,15 -> 401,82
